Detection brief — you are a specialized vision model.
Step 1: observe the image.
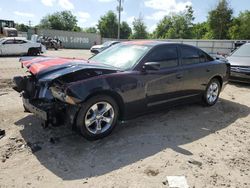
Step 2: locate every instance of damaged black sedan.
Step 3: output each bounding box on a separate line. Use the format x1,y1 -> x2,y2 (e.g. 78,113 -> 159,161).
13,41 -> 230,140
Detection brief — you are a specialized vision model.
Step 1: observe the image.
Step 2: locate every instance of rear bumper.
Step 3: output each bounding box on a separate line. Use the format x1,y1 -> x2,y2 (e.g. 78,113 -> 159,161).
230,71 -> 250,83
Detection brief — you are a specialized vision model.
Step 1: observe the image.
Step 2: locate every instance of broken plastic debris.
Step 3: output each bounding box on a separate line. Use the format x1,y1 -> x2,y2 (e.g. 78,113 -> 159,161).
166,176 -> 189,188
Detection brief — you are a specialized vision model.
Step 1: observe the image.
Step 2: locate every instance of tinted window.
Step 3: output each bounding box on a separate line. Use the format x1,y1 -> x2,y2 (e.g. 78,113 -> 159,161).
3,40 -> 15,44
181,46 -> 200,65
16,40 -> 27,44
146,46 -> 178,69
199,51 -> 214,63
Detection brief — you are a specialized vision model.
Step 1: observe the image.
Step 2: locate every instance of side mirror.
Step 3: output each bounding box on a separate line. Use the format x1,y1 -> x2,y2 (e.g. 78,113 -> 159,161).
142,62 -> 160,71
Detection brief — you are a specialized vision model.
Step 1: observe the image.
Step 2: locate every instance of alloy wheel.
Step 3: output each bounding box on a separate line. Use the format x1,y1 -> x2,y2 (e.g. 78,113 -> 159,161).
84,102 -> 115,135
206,82 -> 219,104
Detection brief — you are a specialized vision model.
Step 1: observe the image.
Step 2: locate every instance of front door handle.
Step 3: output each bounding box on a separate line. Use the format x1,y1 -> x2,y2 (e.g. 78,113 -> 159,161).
206,69 -> 211,72
176,73 -> 183,79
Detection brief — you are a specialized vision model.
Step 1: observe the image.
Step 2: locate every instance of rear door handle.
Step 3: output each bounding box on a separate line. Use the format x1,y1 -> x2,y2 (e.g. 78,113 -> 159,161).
176,73 -> 183,79
206,69 -> 211,72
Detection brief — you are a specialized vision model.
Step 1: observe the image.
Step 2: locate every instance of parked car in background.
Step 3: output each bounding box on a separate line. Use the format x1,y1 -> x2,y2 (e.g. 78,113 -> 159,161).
227,43 -> 250,83
13,41 -> 230,140
0,37 -> 46,56
90,40 -> 120,54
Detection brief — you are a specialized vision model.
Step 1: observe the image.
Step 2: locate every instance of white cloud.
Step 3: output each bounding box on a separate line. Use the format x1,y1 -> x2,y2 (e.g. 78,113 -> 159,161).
121,11 -> 127,16
58,0 -> 74,10
148,24 -> 157,33
77,11 -> 91,23
146,11 -> 166,20
41,0 -> 74,10
127,16 -> 135,26
145,0 -> 192,21
98,0 -> 114,2
17,0 -> 33,2
145,0 -> 191,12
41,0 -> 55,6
14,11 -> 34,17
90,22 -> 98,27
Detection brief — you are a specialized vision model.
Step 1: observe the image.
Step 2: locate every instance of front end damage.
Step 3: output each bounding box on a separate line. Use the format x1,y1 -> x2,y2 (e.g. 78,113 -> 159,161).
12,56 -> 119,128
13,74 -> 79,128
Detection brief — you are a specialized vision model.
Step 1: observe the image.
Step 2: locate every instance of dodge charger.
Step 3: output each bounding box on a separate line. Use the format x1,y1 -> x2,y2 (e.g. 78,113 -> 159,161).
13,41 -> 230,140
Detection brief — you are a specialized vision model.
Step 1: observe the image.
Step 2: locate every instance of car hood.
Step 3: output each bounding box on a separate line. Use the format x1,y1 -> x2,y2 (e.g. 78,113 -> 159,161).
227,56 -> 250,67
20,56 -> 120,81
91,45 -> 103,49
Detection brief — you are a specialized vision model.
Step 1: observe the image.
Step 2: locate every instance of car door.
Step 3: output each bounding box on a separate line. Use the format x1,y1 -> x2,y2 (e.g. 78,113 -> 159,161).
178,44 -> 214,96
15,40 -> 29,54
1,39 -> 17,55
141,44 -> 183,108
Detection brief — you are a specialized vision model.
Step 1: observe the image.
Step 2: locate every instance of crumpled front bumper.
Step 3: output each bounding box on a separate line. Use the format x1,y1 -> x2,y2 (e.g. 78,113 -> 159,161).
23,98 -> 48,120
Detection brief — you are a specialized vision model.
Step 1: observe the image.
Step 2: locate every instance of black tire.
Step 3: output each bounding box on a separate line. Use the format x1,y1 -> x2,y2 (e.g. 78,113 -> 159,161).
203,78 -> 221,106
76,95 -> 119,140
28,48 -> 39,56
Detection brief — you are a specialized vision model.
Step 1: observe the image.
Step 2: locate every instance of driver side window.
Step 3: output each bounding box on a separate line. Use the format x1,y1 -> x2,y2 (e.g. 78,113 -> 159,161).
145,45 -> 179,69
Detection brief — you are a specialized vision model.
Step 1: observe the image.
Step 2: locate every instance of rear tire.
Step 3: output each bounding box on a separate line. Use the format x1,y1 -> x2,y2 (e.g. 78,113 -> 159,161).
27,48 -> 39,56
76,95 -> 119,140
203,78 -> 221,106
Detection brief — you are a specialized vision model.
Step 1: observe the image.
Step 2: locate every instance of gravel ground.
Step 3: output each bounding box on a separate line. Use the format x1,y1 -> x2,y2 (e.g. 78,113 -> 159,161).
0,50 -> 249,188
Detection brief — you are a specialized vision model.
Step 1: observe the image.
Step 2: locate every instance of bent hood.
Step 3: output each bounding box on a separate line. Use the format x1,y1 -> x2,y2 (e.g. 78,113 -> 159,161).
20,56 -> 120,81
91,45 -> 103,49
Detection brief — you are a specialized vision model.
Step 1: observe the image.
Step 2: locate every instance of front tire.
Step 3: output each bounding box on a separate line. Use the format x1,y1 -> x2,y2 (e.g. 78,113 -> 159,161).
76,95 -> 119,140
203,78 -> 221,106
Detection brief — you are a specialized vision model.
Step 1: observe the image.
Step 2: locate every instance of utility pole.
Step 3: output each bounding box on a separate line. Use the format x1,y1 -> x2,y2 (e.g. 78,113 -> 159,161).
117,0 -> 123,40
28,20 -> 31,27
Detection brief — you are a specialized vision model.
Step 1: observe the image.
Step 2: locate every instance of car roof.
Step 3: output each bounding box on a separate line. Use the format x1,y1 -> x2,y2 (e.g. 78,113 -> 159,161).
2,37 -> 27,40
123,40 -> 191,47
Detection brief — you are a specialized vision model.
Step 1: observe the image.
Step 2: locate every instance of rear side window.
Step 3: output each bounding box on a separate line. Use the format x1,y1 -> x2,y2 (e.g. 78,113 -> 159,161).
3,40 -> 15,44
146,45 -> 179,69
199,51 -> 214,63
16,40 -> 27,44
180,46 -> 200,65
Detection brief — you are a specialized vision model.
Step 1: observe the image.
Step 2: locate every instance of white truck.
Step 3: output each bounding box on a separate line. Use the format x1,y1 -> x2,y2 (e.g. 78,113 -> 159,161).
0,37 -> 46,56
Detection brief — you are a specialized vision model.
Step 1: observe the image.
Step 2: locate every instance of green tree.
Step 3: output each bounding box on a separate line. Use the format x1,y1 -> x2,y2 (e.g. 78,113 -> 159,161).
97,11 -> 118,38
191,22 -> 209,39
154,6 -> 194,39
131,16 -> 148,39
83,27 -> 97,33
120,21 -> 132,39
39,11 -> 78,31
15,23 -> 30,32
229,11 -> 250,39
207,0 -> 233,39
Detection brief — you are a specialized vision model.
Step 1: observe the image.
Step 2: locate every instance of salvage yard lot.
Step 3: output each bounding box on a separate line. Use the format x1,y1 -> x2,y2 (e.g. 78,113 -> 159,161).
0,49 -> 250,188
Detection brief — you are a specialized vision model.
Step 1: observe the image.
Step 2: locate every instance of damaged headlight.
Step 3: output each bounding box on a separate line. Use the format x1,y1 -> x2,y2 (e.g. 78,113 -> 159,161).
50,86 -> 79,105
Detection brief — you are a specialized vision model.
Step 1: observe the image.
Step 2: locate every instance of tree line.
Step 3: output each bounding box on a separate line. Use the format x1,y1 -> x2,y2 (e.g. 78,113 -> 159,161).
16,0 -> 250,40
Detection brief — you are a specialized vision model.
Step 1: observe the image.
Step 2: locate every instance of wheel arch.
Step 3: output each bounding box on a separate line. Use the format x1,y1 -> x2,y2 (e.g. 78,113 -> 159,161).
84,90 -> 125,120
211,75 -> 223,88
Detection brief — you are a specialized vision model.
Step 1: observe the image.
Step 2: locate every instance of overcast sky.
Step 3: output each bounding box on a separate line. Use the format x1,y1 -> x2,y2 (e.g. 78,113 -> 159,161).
1,0 -> 250,32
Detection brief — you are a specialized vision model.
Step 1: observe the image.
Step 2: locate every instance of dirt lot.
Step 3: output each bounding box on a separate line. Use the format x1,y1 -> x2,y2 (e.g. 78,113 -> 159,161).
0,50 -> 250,188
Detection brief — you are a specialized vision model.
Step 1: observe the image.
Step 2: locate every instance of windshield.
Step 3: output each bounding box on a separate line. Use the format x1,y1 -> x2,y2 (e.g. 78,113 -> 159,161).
102,41 -> 114,47
0,38 -> 5,43
231,44 -> 250,57
90,43 -> 150,70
